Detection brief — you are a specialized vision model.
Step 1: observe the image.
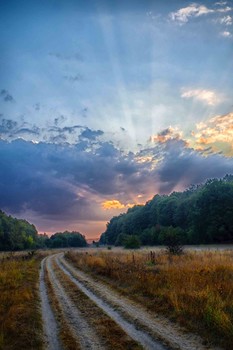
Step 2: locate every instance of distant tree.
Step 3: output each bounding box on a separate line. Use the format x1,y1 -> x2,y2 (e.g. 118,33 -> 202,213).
48,231 -> 87,248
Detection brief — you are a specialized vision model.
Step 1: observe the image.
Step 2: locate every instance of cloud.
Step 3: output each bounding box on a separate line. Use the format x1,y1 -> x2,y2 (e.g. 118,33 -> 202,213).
150,127 -> 183,143
0,118 -> 18,134
1,89 -> 14,102
102,200 -> 133,210
0,116 -> 40,139
15,127 -> 40,136
215,2 -> 228,6
0,134 -> 232,234
46,124 -> 82,143
54,115 -> 66,126
192,112 -> 233,155
156,138 -> 233,193
219,15 -> 232,25
181,88 -> 222,105
220,30 -> 232,37
169,3 -> 232,24
0,115 -> 106,145
80,128 -> 104,140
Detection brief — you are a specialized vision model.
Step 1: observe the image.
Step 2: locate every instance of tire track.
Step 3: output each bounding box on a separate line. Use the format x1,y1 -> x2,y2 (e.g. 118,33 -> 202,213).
55,254 -> 168,350
46,256 -> 106,350
59,253 -> 222,350
39,258 -> 63,350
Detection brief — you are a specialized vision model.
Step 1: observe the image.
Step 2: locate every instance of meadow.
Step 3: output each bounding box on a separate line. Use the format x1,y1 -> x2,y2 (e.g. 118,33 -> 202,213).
66,247 -> 233,349
0,247 -> 233,349
0,251 -> 44,350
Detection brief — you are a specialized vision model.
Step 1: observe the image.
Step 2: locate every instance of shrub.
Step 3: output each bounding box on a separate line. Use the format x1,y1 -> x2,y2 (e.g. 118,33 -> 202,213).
123,235 -> 141,249
161,226 -> 184,255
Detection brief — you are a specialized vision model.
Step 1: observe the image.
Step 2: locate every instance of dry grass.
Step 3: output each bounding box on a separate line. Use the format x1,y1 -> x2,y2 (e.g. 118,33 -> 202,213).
0,254 -> 43,350
66,248 -> 233,349
0,248 -> 74,350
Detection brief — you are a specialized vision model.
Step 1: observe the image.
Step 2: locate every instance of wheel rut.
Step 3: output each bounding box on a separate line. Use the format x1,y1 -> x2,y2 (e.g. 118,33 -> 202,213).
39,257 -> 63,350
46,256 -> 106,350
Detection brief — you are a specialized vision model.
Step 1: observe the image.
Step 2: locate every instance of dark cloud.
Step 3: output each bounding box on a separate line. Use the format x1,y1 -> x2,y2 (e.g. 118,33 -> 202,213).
47,124 -> 82,143
156,140 -> 233,193
80,127 -> 104,140
48,134 -> 68,143
54,115 -> 66,126
62,125 -> 82,134
1,89 -> 14,102
95,142 -> 119,157
0,116 -> 40,139
0,138 -> 232,230
0,118 -> 18,134
158,128 -> 171,136
0,116 -> 105,146
15,127 -> 40,136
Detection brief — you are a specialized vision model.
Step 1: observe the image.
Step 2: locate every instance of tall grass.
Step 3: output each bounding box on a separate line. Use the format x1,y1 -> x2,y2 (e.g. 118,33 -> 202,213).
66,248 -> 233,349
0,254 -> 43,350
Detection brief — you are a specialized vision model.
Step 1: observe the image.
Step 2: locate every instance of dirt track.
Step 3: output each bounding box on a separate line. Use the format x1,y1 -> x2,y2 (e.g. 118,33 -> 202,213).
40,253 -> 222,350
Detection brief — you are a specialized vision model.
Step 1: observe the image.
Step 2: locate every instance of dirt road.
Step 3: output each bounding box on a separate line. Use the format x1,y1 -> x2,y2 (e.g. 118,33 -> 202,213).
40,253 -> 221,350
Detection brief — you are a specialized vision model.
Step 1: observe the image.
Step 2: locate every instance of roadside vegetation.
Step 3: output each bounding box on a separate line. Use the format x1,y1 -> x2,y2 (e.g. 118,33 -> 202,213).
0,252 -> 44,350
66,248 -> 233,349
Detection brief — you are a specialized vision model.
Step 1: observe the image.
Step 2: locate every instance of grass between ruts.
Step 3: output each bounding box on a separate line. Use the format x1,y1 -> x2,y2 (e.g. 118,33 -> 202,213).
44,261 -> 81,350
66,248 -> 233,349
52,259 -> 142,350
0,252 -> 44,350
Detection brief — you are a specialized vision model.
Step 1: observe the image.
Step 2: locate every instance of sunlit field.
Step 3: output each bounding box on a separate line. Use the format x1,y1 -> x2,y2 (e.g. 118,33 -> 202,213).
66,247 -> 233,349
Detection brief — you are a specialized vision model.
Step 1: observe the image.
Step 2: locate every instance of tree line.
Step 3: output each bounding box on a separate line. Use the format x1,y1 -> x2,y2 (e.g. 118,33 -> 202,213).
0,210 -> 87,251
100,175 -> 233,246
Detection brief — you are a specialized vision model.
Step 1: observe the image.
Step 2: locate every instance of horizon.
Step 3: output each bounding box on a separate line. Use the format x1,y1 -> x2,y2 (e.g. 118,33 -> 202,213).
0,0 -> 233,239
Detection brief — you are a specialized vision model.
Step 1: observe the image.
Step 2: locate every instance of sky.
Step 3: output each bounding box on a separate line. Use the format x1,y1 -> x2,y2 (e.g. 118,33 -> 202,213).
0,0 -> 233,239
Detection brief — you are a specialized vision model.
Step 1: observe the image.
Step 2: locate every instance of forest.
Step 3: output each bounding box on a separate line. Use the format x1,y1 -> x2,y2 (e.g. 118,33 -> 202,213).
100,175 -> 233,246
0,210 -> 87,251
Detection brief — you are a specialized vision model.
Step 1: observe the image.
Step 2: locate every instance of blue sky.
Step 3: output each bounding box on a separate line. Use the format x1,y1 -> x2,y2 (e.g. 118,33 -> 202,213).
0,0 -> 233,238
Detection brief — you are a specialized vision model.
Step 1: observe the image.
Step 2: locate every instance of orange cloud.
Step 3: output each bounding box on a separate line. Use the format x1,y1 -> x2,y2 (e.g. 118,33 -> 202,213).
151,126 -> 183,143
192,112 -> 233,155
102,200 -> 134,210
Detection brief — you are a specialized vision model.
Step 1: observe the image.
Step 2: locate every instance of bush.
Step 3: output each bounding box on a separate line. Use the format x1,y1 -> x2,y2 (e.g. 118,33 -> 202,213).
123,235 -> 141,249
160,226 -> 184,255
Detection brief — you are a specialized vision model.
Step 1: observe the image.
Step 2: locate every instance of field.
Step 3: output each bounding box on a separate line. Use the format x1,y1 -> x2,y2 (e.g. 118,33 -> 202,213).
0,251 -> 44,350
66,247 -> 233,349
0,247 -> 233,350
